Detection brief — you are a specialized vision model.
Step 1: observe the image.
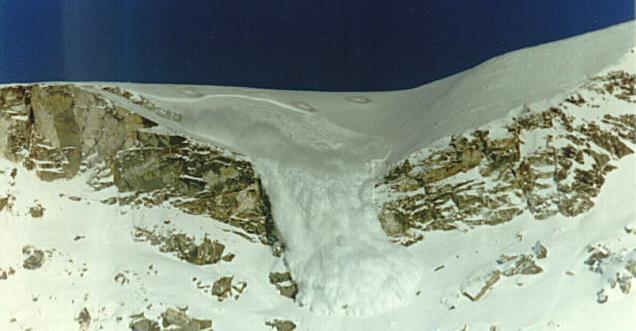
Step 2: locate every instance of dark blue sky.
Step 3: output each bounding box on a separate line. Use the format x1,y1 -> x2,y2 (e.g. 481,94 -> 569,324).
0,1 -> 633,91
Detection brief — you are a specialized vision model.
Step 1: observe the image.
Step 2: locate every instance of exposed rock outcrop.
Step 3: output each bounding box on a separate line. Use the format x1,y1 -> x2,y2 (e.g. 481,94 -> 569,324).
266,319 -> 297,331
461,269 -> 501,302
22,245 -> 47,270
76,308 -> 91,331
132,227 -> 232,265
161,308 -> 213,330
0,84 -> 274,243
129,308 -> 213,331
0,195 -> 9,212
461,244 -> 546,301
585,244 -> 636,301
0,267 -> 15,280
211,276 -> 247,301
28,203 -> 45,218
269,271 -> 299,300
379,71 -> 636,245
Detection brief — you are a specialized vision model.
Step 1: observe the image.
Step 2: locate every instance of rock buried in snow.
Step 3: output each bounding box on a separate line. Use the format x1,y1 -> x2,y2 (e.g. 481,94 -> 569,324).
597,289 -> 609,304
132,227 -> 228,265
269,271 -> 293,283
0,196 -> 9,212
28,203 -> 45,218
22,246 -> 46,270
173,237 -> 225,266
532,241 -> 548,259
161,308 -> 213,330
461,270 -> 501,301
129,309 -> 213,331
497,254 -> 543,276
585,244 -> 636,300
75,308 -> 91,331
211,276 -> 247,302
212,276 -> 233,301
269,272 -> 299,300
129,317 -> 160,331
278,284 -> 299,300
0,267 -> 16,280
265,319 -> 297,331
462,245 -> 545,301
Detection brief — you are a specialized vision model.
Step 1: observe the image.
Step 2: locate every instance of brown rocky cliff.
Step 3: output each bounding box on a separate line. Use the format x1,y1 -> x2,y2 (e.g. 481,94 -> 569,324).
0,84 -> 275,244
379,71 -> 636,246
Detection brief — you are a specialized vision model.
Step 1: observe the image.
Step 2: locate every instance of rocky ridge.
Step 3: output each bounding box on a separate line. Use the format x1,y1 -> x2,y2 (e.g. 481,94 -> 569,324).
0,63 -> 634,330
378,70 -> 636,245
0,84 -> 274,244
3,74 -> 633,249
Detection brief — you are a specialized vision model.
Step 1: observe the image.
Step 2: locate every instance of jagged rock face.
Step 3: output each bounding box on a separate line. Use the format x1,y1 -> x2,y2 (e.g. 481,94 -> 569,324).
381,132 -> 524,242
379,71 -> 636,245
0,84 -> 273,243
0,86 -> 31,163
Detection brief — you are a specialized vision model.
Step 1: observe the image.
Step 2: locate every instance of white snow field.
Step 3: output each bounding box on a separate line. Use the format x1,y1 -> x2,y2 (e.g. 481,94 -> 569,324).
1,21 -> 635,330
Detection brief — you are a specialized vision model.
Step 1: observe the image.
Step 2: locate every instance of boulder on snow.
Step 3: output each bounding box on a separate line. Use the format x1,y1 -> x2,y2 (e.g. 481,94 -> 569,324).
266,319 -> 296,331
22,245 -> 46,270
28,203 -> 45,218
129,308 -> 213,331
75,308 -> 91,331
161,308 -> 213,330
269,272 -> 299,300
132,227 -> 229,266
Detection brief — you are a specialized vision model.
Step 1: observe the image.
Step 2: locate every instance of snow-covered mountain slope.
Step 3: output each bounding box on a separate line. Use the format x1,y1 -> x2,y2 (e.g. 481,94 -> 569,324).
93,21 -> 634,164
1,21 -> 635,331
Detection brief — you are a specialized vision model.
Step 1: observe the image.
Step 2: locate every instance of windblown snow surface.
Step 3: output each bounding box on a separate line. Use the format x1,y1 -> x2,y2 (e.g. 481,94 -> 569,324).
1,21 -> 636,330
